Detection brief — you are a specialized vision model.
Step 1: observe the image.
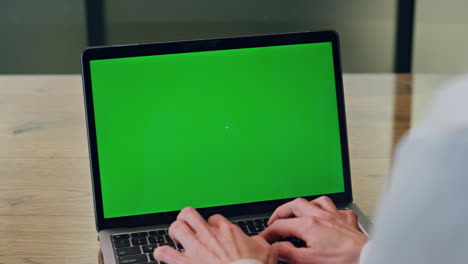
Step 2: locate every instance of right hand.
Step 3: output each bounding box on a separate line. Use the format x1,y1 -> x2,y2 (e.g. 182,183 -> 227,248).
260,196 -> 368,264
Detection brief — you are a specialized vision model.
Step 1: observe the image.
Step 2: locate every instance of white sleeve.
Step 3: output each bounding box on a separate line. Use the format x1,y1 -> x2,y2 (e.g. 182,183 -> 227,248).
361,75 -> 468,264
230,259 -> 264,264
358,241 -> 371,264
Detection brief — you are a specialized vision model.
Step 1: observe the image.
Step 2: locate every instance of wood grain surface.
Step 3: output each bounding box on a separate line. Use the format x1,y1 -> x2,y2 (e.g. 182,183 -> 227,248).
0,74 -> 447,263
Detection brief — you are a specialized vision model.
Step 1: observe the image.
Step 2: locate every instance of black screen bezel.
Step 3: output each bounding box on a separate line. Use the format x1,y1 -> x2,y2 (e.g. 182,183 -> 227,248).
81,30 -> 353,231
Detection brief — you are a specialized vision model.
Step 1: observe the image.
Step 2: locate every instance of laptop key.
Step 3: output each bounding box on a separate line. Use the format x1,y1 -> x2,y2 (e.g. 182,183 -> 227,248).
118,253 -> 147,263
114,239 -> 131,248
250,223 -> 264,233
148,235 -> 165,244
148,253 -> 155,261
131,232 -> 148,238
239,226 -> 249,234
117,246 -> 141,256
149,230 -> 167,236
113,234 -> 130,240
164,234 -> 173,243
142,244 -> 157,253
237,220 -> 246,225
131,238 -> 148,246
148,230 -> 162,236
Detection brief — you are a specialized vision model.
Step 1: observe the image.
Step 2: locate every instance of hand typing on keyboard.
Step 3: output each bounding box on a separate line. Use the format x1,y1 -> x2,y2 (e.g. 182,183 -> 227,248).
153,207 -> 277,264
260,197 -> 368,264
153,196 -> 367,264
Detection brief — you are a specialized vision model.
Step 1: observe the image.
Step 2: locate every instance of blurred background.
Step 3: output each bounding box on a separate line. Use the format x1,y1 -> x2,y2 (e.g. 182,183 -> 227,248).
1,0 -> 467,75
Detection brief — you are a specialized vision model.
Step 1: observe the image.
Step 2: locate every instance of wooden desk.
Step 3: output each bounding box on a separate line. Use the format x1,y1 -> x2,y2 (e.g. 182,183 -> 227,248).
0,74 -> 451,263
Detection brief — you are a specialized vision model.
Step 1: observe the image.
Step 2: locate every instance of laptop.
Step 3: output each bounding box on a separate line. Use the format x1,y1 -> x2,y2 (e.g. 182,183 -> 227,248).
81,30 -> 372,264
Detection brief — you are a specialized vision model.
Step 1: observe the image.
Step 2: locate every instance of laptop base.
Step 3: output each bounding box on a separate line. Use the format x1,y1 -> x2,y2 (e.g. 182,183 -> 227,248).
99,203 -> 371,264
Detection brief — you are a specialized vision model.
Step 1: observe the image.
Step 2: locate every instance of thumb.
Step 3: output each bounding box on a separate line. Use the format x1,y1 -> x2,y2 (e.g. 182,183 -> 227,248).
272,241 -> 303,263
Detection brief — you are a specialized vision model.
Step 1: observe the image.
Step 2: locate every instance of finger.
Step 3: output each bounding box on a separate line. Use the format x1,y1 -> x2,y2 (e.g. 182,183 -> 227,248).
250,235 -> 270,247
168,219 -> 199,248
261,217 -> 310,243
208,214 -> 244,233
338,210 -> 359,229
207,214 -> 228,228
208,214 -> 245,261
154,245 -> 187,264
268,198 -> 329,225
310,196 -> 337,213
177,207 -> 233,258
177,207 -> 212,238
272,241 -> 306,263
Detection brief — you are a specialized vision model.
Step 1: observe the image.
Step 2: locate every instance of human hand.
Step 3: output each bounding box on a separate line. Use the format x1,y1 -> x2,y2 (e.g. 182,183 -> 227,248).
154,207 -> 277,264
260,196 -> 368,264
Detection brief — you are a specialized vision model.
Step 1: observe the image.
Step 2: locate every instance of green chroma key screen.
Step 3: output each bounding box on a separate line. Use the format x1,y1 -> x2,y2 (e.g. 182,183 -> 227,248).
90,42 -> 345,219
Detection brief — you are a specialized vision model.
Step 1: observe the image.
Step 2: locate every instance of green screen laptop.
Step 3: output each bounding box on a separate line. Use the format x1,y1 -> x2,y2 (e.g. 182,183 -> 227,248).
81,30 -> 371,264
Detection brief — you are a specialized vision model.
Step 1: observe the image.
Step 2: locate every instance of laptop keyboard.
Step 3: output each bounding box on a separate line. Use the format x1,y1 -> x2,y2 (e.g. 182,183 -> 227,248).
111,217 -> 305,264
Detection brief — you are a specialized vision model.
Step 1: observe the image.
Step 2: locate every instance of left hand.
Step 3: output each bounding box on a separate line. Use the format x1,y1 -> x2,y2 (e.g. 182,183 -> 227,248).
154,207 -> 277,264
